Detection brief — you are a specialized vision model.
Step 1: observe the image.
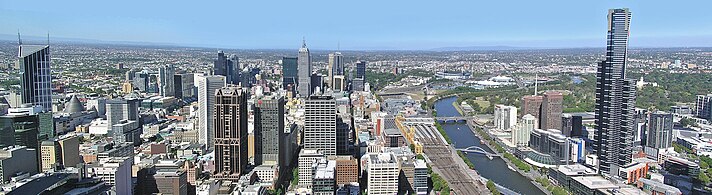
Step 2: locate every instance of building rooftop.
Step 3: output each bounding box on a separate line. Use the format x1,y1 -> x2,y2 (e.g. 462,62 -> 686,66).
19,45 -> 48,58
556,164 -> 596,176
571,176 -> 618,190
313,160 -> 335,180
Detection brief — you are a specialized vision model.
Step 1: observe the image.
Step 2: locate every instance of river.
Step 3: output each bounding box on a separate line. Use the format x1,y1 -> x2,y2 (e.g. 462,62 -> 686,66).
435,96 -> 545,195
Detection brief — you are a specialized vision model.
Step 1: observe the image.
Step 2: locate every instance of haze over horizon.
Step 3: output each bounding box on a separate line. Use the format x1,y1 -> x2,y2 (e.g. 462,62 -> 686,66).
2,0 -> 712,50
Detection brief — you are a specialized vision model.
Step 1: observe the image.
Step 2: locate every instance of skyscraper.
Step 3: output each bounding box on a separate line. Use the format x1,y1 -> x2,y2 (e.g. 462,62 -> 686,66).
304,95 -> 337,156
254,95 -> 284,166
106,98 -> 140,131
298,39 -> 312,96
197,75 -> 226,151
213,51 -> 240,85
513,114 -> 536,147
355,60 -> 366,80
494,105 -> 517,130
521,95 -> 543,124
213,86 -> 249,181
541,91 -> 563,130
159,64 -> 175,97
18,43 -> 52,112
695,94 -> 712,121
594,8 -> 636,175
282,57 -> 299,91
328,52 -> 344,88
646,111 -> 673,149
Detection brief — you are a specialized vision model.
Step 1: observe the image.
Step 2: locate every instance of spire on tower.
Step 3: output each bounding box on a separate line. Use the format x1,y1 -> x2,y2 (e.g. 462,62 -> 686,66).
534,73 -> 538,95
47,32 -> 50,46
302,37 -> 307,48
17,30 -> 22,45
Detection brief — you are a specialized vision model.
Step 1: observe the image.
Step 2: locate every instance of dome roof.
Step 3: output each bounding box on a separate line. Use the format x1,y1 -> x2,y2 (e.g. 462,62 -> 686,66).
64,95 -> 84,113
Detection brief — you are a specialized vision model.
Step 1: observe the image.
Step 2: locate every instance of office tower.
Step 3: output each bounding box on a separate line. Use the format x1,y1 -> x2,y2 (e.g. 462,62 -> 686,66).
494,105 -> 517,130
304,95 -> 337,156
561,114 -> 573,137
298,39 -> 312,96
197,75 -> 226,150
365,152 -> 399,195
134,71 -> 150,92
212,86 -> 249,181
282,57 -> 299,91
155,169 -> 188,195
328,52 -> 344,88
213,51 -> 240,85
332,75 -> 346,92
17,43 -> 52,112
594,8 -> 636,175
254,95 -> 284,166
513,114 -> 536,147
94,157 -> 132,195
40,135 -> 79,172
159,64 -> 175,97
529,129 -> 571,165
352,78 -> 365,92
522,95 -> 543,124
0,146 -> 38,182
311,73 -> 323,94
646,111 -> 673,149
695,94 -> 712,121
413,159 -> 428,195
336,118 -> 351,155
112,120 -> 141,145
299,149 -> 325,188
126,69 -> 137,81
40,140 -> 61,172
106,98 -> 140,131
173,74 -> 195,100
7,105 -> 54,140
356,61 -> 366,79
541,92 -> 563,130
311,159 -> 336,194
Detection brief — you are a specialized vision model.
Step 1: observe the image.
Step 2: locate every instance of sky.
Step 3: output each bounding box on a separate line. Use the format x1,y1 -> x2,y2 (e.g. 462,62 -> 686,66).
1,0 -> 712,50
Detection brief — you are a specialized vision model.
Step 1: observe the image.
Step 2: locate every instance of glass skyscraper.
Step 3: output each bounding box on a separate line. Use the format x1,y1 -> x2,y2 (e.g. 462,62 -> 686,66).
18,44 -> 52,112
594,8 -> 637,175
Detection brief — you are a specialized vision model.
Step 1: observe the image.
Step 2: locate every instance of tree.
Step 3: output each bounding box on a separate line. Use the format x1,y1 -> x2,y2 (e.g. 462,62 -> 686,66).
487,180 -> 500,195
680,117 -> 697,127
699,172 -> 711,184
702,161 -> 710,169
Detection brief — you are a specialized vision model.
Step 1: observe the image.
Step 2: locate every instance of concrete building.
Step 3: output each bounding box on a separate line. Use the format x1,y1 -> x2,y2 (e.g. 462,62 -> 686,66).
299,149 -> 325,188
197,75 -> 226,150
94,157 -> 132,195
155,169 -> 188,195
0,146 -> 37,182
365,152 -> 399,195
494,104 -> 517,130
312,159 -> 336,195
212,86 -> 249,181
413,159 -> 428,195
328,52 -> 344,89
594,8 -> 636,175
106,98 -> 140,132
334,155 -> 358,186
112,120 -> 141,145
513,114 -> 536,147
521,95 -> 543,122
304,95 -> 337,156
541,91 -> 563,131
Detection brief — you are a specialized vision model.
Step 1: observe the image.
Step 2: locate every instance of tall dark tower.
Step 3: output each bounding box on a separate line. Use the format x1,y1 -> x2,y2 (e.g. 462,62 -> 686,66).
594,8 -> 636,175
18,35 -> 52,112
214,51 -> 240,85
254,95 -> 285,166
213,86 -> 249,180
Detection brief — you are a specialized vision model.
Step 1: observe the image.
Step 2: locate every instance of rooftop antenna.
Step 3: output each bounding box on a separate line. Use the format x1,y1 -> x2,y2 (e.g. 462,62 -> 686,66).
337,42 -> 340,51
302,36 -> 306,48
47,32 -> 50,46
534,73 -> 538,95
17,29 -> 22,45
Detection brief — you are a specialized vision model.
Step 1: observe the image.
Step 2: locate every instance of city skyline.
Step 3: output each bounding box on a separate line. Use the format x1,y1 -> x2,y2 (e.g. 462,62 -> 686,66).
3,1 -> 712,49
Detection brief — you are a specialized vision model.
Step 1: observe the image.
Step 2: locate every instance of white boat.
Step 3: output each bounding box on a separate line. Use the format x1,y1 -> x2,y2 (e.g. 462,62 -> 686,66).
508,165 -> 516,171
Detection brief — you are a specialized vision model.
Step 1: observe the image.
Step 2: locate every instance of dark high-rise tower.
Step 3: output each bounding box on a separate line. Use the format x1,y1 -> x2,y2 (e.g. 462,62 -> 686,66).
18,42 -> 52,112
254,95 -> 285,166
214,51 -> 240,85
646,111 -> 673,149
282,57 -> 298,91
213,86 -> 249,180
356,61 -> 366,79
594,8 -> 636,175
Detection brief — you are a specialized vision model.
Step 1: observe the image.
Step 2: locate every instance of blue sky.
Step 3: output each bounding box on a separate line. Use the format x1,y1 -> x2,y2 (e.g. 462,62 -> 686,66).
1,0 -> 711,50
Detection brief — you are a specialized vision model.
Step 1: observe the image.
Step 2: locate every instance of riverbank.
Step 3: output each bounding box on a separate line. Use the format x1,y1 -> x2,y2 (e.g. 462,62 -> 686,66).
466,121 -> 551,195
